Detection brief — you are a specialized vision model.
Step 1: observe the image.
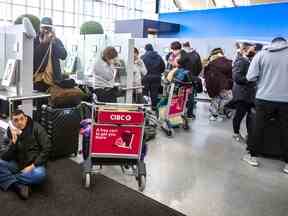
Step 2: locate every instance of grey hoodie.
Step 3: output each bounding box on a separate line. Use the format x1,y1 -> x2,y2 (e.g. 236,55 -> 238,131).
246,41 -> 288,102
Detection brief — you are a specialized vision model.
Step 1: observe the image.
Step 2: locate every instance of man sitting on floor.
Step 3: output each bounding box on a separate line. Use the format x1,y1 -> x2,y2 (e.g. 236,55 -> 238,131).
0,110 -> 51,200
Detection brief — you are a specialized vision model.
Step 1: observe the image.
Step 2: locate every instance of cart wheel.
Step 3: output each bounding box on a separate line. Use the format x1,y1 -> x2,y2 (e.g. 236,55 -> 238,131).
166,129 -> 173,137
82,172 -> 91,188
138,175 -> 146,192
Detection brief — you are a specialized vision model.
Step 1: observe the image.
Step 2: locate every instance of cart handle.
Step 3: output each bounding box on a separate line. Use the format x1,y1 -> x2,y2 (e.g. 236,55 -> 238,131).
173,79 -> 193,86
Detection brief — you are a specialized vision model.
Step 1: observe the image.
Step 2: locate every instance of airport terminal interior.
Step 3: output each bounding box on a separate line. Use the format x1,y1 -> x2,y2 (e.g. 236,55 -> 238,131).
0,0 -> 288,216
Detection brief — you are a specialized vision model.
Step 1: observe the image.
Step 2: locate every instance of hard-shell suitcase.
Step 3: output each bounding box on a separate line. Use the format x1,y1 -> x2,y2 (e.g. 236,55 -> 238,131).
41,105 -> 80,159
248,110 -> 283,158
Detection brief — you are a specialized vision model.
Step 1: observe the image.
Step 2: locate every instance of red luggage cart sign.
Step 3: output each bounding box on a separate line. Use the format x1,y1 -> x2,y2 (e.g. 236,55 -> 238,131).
169,87 -> 191,116
91,125 -> 142,156
98,111 -> 144,125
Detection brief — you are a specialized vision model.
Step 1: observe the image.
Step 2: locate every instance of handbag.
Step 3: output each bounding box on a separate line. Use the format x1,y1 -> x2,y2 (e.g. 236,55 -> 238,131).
33,43 -> 54,88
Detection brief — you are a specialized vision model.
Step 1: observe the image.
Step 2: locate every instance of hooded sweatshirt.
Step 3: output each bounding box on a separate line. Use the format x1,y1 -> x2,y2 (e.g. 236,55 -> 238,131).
141,51 -> 165,83
246,41 -> 288,102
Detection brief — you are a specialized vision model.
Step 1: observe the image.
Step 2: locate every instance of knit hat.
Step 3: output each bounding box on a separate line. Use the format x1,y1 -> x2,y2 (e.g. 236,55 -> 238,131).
40,17 -> 53,28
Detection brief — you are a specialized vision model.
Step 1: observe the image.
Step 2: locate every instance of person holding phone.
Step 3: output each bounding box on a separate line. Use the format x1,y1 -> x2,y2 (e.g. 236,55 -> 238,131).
33,17 -> 67,91
0,110 -> 51,200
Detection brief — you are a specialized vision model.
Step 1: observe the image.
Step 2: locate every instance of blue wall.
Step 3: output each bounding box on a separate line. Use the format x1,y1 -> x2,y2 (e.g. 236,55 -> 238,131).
159,2 -> 288,40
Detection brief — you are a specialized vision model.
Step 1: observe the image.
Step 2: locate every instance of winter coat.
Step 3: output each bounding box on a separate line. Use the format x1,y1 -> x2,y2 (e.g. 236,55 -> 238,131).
184,49 -> 203,76
34,36 -> 67,82
1,117 -> 51,169
204,55 -> 233,98
141,51 -> 165,83
232,54 -> 256,104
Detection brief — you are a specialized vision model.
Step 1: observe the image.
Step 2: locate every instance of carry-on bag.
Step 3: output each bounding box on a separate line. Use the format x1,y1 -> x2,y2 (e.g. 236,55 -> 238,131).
41,105 -> 81,159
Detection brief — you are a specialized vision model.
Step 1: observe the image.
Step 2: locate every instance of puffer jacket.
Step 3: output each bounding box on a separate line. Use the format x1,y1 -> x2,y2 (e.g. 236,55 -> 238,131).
232,54 -> 256,104
204,54 -> 233,98
1,117 -> 51,169
141,51 -> 165,83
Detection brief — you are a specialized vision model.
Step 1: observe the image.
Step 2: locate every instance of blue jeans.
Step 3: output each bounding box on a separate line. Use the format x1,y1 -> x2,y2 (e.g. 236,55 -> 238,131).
0,159 -> 46,191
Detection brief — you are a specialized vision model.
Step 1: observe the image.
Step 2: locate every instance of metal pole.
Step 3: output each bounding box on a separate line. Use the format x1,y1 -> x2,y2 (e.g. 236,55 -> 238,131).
125,38 -> 135,104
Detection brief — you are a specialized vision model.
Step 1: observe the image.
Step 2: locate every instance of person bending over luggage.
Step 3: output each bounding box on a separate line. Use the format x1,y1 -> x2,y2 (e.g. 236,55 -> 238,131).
0,110 -> 51,200
90,46 -> 119,102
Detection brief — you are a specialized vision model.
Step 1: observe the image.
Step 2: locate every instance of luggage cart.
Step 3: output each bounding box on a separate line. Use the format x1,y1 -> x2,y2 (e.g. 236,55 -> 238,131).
81,101 -> 148,192
159,79 -> 193,137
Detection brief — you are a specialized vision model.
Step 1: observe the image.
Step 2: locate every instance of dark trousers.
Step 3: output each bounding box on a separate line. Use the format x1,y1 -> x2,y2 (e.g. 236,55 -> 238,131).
0,100 -> 9,117
143,82 -> 161,109
186,88 -> 197,116
0,160 -> 46,191
248,99 -> 288,161
233,101 -> 253,134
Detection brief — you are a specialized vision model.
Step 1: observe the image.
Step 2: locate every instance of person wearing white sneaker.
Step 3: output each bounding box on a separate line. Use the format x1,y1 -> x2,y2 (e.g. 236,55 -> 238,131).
233,133 -> 245,143
243,153 -> 259,167
247,37 -> 288,174
283,164 -> 288,174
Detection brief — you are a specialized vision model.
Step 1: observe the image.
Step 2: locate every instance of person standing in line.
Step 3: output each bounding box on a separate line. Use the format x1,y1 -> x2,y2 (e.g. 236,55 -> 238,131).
141,44 -> 165,110
203,48 -> 233,121
245,37 -> 288,172
182,41 -> 203,119
232,42 -> 257,142
132,47 -> 147,103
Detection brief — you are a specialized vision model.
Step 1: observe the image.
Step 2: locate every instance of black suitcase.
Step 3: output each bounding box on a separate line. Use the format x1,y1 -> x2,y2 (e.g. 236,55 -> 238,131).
248,110 -> 283,158
41,105 -> 80,160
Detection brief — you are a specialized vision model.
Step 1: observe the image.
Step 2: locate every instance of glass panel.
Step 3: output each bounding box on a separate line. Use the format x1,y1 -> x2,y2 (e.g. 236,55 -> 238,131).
28,7 -> 40,17
53,0 -> 63,10
53,11 -> 63,25
13,0 -> 25,5
64,13 -> 74,26
28,0 -> 40,7
43,9 -> 52,17
64,0 -> 74,12
44,0 -> 52,9
54,26 -> 63,37
0,3 -> 7,20
12,5 -> 26,20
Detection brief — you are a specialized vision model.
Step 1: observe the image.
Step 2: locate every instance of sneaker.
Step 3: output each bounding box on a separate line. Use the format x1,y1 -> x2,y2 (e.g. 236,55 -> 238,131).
283,164 -> 288,174
243,154 -> 259,167
233,133 -> 245,143
209,115 -> 217,121
13,183 -> 30,200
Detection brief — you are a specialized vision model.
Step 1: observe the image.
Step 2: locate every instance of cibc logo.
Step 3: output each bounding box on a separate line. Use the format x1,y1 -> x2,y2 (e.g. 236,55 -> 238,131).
110,114 -> 132,121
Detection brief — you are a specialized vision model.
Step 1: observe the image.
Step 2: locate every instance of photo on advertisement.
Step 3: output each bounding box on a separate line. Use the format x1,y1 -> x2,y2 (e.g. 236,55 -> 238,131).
114,130 -> 135,149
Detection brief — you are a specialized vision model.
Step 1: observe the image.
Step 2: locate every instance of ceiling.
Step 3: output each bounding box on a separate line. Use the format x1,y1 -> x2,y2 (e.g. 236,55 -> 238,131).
172,0 -> 288,10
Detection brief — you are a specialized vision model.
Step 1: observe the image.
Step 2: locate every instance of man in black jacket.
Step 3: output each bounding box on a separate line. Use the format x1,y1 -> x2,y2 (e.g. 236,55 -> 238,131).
0,110 -> 51,200
34,17 -> 67,91
183,42 -> 203,119
141,44 -> 165,110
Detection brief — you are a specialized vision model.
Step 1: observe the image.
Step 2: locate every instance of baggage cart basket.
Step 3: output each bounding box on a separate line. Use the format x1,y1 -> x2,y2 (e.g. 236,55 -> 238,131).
81,100 -> 148,192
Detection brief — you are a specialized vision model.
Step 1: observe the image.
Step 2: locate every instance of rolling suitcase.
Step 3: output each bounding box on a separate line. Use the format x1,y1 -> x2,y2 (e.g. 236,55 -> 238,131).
41,105 -> 81,159
248,110 -> 283,158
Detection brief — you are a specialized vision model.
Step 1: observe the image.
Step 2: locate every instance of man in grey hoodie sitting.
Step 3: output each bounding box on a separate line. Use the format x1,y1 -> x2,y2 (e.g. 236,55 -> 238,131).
245,37 -> 288,173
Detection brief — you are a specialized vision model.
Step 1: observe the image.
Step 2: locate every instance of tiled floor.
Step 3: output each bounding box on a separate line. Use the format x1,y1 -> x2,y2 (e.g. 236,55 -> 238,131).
74,102 -> 288,216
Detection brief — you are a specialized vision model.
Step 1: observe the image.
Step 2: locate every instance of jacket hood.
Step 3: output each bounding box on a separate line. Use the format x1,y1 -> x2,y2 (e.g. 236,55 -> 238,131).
265,41 -> 288,52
